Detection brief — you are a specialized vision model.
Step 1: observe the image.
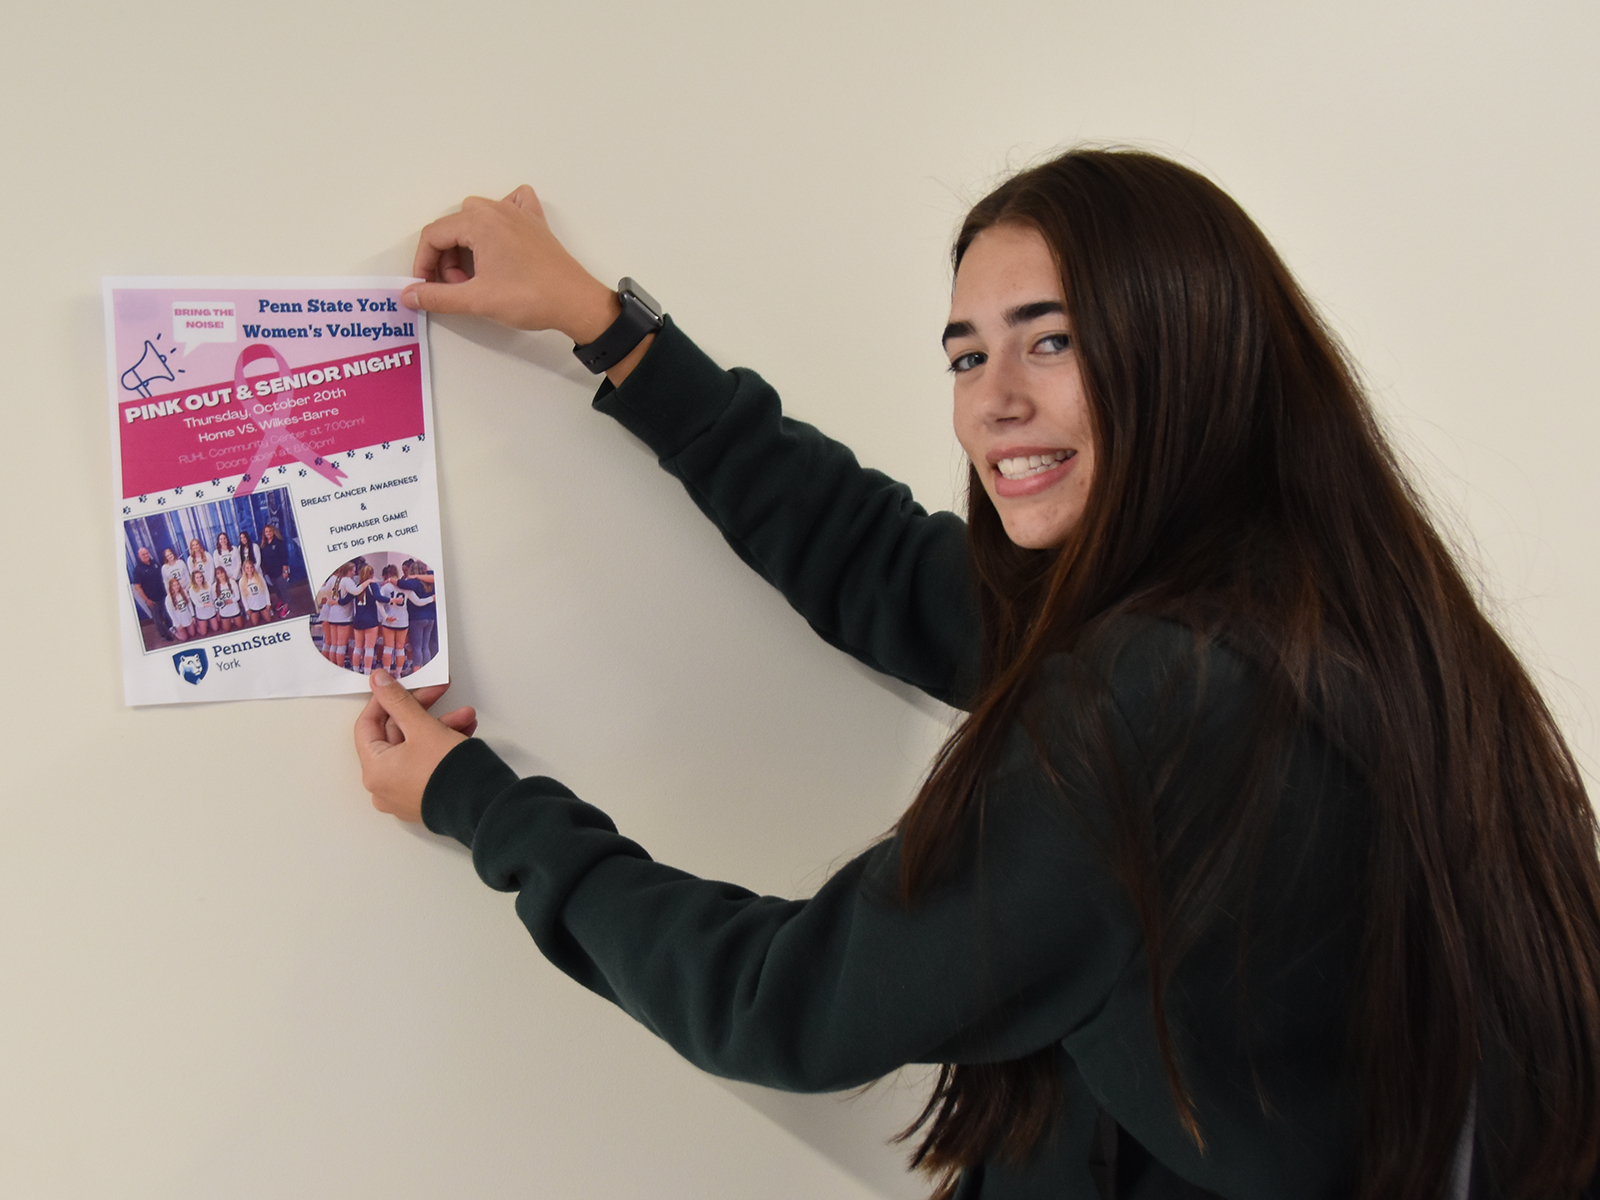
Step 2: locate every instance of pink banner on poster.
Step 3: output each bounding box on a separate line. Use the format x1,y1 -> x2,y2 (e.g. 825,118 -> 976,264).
118,344 -> 425,498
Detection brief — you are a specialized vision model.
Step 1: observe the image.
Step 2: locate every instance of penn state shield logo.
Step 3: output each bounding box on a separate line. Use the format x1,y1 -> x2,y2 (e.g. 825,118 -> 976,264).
173,648 -> 209,684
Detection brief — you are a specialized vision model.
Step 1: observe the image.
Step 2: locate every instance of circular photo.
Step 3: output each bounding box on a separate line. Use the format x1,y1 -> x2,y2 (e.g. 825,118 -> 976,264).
312,550 -> 438,677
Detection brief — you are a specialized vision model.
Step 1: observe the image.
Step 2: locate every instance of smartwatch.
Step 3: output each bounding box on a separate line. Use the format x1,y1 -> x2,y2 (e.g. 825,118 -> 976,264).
572,278 -> 665,374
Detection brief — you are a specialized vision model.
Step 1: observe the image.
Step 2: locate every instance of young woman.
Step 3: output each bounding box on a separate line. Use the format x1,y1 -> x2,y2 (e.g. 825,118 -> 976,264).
236,529 -> 260,576
184,537 -> 214,588
321,564 -> 355,667
214,531 -> 241,581
353,157 -> 1600,1200
159,546 -> 188,599
239,559 -> 272,625
187,568 -> 217,636
397,561 -> 436,675
376,564 -> 411,676
164,576 -> 195,642
212,566 -> 243,632
314,577 -> 340,662
344,563 -> 381,674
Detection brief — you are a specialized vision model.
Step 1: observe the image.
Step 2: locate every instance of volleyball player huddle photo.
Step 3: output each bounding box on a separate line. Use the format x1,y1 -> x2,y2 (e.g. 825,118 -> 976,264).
313,551 -> 439,678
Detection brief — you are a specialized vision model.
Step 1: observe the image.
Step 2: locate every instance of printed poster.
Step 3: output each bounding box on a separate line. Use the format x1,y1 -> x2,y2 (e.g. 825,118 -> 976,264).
105,277 -> 449,705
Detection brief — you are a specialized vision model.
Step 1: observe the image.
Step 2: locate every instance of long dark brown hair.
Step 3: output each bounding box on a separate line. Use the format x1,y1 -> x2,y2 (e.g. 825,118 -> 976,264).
896,149 -> 1600,1200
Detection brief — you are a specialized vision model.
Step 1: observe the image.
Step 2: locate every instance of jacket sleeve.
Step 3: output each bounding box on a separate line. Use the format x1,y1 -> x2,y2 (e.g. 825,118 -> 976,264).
421,724 -> 1145,1094
593,319 -> 981,710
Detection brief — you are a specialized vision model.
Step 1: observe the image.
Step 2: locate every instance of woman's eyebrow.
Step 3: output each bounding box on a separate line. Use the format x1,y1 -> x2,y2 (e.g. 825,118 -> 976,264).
1006,299 -> 1064,325
941,320 -> 974,345
941,300 -> 1066,346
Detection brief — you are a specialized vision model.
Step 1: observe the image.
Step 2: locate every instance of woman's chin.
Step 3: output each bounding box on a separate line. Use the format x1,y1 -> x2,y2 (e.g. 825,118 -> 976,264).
1002,526 -> 1069,551
998,507 -> 1077,551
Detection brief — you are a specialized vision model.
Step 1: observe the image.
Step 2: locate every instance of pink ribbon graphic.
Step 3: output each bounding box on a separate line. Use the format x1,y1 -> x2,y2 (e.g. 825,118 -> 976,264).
232,343 -> 348,496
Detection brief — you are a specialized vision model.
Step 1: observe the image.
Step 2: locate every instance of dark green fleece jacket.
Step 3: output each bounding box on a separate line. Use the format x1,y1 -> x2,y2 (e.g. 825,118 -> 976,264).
421,320 -> 1368,1199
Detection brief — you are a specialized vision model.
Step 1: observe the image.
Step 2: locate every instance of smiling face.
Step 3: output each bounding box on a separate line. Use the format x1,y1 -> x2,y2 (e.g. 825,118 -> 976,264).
947,223 -> 1094,550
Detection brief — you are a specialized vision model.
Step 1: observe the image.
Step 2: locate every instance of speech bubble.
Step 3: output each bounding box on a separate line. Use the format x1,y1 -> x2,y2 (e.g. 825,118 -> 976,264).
172,300 -> 237,355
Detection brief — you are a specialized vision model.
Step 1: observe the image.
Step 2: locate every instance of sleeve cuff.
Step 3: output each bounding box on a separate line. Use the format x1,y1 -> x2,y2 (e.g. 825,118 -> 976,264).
421,737 -> 521,847
592,317 -> 741,461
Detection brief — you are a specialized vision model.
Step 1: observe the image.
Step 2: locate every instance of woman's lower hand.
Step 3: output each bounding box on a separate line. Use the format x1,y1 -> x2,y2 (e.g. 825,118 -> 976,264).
354,671 -> 476,824
402,185 -> 621,343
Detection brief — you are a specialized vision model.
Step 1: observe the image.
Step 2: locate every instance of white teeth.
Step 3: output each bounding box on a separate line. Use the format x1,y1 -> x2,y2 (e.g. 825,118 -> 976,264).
996,450 -> 1071,480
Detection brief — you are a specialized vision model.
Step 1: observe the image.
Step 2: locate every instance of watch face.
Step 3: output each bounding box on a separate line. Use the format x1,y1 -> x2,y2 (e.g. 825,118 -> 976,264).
618,277 -> 663,320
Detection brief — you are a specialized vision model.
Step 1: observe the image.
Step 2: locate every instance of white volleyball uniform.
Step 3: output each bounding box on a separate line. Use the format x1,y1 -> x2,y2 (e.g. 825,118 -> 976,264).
166,594 -> 195,630
379,582 -> 410,629
241,574 -> 271,612
190,585 -> 217,621
214,579 -> 242,618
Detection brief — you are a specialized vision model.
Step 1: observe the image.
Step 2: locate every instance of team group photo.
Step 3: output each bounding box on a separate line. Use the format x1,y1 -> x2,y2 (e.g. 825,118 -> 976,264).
122,486 -> 313,652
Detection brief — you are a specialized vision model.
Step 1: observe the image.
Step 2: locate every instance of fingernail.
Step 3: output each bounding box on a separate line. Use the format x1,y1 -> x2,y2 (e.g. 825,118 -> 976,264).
373,669 -> 394,685
400,286 -> 421,310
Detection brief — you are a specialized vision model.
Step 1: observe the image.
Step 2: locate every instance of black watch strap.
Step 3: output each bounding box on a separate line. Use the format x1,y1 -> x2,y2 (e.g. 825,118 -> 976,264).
573,278 -> 664,374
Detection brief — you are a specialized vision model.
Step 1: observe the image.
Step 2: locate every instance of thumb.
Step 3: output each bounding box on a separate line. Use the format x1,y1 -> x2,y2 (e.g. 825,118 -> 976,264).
368,668 -> 431,736
402,280 -> 475,314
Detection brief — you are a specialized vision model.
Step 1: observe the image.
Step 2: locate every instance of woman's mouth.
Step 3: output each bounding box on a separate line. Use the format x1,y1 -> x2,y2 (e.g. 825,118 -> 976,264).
995,450 -> 1072,480
991,449 -> 1076,497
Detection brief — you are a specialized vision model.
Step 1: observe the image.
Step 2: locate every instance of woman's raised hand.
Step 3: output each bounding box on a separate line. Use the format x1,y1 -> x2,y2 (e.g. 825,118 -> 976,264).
402,185 -> 621,345
354,673 -> 477,824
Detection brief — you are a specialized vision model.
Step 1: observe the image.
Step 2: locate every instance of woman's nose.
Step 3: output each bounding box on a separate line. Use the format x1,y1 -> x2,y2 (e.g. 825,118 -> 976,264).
976,354 -> 1034,424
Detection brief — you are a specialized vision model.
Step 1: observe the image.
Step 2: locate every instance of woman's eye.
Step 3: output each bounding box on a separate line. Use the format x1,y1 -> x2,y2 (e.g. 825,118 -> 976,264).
1033,333 -> 1072,355
947,351 -> 986,374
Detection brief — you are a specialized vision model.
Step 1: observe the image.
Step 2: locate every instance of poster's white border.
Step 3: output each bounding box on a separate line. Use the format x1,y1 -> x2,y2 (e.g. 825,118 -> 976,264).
103,276 -> 447,706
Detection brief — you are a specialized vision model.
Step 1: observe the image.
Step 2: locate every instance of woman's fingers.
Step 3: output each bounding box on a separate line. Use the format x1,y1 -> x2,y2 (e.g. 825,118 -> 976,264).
401,187 -> 610,336
353,693 -> 392,760
367,670 -> 433,738
438,245 -> 471,284
411,208 -> 477,281
354,671 -> 469,823
403,277 -> 477,315
410,682 -> 453,711
438,705 -> 478,738
503,184 -> 544,217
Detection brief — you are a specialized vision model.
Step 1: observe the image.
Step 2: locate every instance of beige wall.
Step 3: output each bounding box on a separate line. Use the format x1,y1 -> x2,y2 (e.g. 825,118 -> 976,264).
2,2 -> 1596,1197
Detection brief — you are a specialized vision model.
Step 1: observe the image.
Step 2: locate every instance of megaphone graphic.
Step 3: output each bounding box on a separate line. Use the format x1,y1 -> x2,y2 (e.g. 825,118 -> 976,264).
120,338 -> 176,399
